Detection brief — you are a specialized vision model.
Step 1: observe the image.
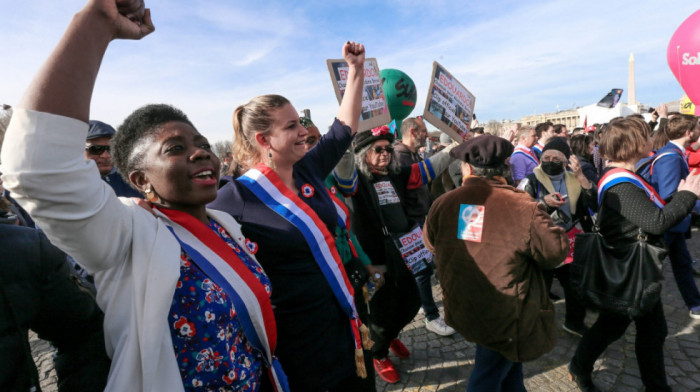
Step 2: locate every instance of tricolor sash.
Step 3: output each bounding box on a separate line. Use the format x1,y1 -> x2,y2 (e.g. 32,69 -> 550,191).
533,143 -> 544,155
327,185 -> 359,258
237,164 -> 363,351
155,207 -> 289,392
598,168 -> 665,209
512,146 -> 539,166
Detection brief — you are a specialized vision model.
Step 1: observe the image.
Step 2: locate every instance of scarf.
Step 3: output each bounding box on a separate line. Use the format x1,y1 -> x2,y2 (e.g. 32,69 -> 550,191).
533,166 -> 582,215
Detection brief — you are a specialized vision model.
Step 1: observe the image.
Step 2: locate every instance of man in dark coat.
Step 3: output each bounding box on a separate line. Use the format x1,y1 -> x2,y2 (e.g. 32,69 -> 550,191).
0,224 -> 110,391
424,135 -> 568,391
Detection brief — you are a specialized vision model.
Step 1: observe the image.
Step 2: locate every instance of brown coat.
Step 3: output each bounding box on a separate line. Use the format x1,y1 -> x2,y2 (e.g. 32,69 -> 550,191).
424,176 -> 568,362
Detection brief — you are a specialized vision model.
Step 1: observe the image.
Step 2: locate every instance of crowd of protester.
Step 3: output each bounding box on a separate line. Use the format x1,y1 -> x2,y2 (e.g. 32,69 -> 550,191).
3,1 -> 700,392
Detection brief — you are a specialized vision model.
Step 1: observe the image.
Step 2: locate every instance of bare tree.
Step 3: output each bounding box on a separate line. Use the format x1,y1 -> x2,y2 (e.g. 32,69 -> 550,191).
212,140 -> 232,159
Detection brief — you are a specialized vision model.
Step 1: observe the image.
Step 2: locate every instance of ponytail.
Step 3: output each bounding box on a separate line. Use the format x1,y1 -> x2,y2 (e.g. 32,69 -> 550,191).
231,94 -> 290,169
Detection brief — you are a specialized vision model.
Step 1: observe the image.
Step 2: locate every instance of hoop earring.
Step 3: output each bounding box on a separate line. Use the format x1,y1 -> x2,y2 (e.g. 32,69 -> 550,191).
144,187 -> 160,203
267,149 -> 276,170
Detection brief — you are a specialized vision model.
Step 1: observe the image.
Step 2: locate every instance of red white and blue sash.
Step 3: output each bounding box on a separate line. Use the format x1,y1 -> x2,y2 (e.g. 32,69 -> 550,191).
598,168 -> 665,208
237,164 -> 363,350
512,146 -> 539,166
155,207 -> 289,392
327,186 -> 359,258
532,143 -> 544,155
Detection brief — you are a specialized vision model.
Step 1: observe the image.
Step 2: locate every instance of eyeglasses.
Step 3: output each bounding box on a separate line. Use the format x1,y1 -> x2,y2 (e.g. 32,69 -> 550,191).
372,146 -> 394,154
85,145 -> 110,155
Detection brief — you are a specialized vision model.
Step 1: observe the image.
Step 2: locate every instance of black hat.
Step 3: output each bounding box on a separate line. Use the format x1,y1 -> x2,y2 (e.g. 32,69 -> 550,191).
542,137 -> 571,160
450,134 -> 514,168
353,125 -> 395,153
87,120 -> 116,140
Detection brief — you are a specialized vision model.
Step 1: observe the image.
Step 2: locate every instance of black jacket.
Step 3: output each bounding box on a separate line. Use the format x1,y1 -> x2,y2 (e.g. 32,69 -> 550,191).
393,142 -> 432,223
0,225 -> 110,392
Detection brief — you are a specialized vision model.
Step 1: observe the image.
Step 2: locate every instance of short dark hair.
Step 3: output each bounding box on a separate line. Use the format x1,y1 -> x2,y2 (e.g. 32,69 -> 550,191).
570,134 -> 593,159
665,114 -> 697,140
535,121 -> 553,138
112,104 -> 195,186
553,124 -> 566,134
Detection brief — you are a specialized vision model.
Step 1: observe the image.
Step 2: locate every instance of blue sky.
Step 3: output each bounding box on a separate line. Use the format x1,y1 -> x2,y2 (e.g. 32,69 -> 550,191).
1,1 -> 697,142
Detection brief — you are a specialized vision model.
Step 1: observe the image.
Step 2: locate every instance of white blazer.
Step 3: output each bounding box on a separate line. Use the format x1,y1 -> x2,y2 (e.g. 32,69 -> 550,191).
1,109 -> 259,392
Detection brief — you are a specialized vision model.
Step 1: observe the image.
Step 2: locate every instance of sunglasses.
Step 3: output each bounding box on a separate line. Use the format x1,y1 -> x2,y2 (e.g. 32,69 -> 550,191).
372,146 -> 394,154
85,145 -> 110,155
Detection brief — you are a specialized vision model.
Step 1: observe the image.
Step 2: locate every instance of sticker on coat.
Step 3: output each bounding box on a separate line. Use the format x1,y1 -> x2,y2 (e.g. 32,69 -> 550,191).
373,181 -> 400,205
458,204 -> 485,242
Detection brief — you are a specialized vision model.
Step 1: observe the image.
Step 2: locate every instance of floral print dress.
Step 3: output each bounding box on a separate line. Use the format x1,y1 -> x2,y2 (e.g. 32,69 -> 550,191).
168,219 -> 272,391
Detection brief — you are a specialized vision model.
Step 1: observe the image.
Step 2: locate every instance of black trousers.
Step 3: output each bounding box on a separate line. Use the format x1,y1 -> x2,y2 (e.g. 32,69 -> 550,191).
368,261 -> 421,359
543,263 -> 587,326
570,301 -> 670,391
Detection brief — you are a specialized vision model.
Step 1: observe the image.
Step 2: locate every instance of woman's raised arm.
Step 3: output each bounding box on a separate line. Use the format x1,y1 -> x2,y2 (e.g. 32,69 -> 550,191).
19,0 -> 154,122
335,41 -> 365,136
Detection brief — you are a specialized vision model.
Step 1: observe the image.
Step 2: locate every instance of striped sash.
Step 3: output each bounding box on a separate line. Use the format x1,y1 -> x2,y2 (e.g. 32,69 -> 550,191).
532,143 -> 544,155
155,207 -> 289,391
327,185 -> 359,258
237,165 -> 363,351
598,168 -> 665,208
512,146 -> 539,165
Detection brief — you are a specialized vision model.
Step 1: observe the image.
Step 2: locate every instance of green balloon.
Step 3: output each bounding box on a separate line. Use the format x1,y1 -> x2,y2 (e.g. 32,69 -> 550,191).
380,69 -> 417,139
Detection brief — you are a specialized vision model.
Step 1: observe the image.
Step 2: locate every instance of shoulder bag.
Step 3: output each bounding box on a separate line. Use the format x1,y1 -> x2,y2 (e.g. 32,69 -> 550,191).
569,200 -> 665,320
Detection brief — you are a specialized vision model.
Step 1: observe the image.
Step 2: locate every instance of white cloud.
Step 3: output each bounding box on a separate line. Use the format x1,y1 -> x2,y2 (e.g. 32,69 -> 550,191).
1,0 -> 698,141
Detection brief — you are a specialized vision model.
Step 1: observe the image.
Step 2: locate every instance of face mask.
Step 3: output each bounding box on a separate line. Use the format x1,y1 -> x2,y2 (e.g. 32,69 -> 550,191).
541,161 -> 564,176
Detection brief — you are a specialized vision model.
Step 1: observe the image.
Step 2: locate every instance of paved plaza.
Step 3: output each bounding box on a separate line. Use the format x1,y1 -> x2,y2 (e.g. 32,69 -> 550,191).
31,231 -> 700,392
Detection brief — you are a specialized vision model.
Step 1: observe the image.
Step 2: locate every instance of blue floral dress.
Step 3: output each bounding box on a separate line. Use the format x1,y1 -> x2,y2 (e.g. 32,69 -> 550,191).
168,219 -> 272,390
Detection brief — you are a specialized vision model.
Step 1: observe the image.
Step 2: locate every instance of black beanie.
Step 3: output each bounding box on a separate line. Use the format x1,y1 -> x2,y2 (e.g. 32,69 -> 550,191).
542,137 -> 571,160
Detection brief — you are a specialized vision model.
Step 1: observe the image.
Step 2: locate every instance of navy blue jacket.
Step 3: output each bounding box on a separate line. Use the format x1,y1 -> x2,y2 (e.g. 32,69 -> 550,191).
649,142 -> 692,233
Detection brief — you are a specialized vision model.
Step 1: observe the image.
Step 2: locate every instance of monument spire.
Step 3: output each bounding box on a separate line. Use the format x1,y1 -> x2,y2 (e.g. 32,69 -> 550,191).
628,52 -> 636,106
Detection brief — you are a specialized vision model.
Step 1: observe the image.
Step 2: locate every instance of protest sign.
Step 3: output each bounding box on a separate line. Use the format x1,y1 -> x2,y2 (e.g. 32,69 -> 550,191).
393,225 -> 432,275
327,58 -> 391,132
422,62 -> 476,141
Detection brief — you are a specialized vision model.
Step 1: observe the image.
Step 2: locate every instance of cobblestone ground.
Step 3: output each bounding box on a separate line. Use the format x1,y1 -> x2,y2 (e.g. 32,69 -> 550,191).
32,231 -> 700,392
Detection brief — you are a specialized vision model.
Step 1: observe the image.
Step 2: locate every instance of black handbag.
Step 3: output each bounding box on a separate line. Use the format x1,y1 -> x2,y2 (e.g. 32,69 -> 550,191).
344,256 -> 369,290
569,202 -> 666,319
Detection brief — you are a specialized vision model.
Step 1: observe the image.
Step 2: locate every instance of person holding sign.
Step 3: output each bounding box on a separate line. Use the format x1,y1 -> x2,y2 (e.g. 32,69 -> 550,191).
210,43 -> 371,391
424,135 -> 568,392
335,125 -> 457,384
393,117 -> 455,337
0,1 -> 288,391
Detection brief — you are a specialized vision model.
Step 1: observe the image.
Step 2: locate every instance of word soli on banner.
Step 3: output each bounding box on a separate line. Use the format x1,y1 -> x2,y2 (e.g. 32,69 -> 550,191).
422,61 -> 476,141
327,58 -> 392,132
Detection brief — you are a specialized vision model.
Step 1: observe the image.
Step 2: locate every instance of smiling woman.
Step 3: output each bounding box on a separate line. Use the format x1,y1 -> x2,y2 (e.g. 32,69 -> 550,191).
0,1 -> 287,391
209,42 -> 372,391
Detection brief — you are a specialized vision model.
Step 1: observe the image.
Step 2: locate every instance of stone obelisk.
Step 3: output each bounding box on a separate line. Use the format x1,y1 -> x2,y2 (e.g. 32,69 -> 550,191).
628,52 -> 636,106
